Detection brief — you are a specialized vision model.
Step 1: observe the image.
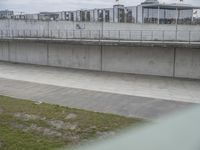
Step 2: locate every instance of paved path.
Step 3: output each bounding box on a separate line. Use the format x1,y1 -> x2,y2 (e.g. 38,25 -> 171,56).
0,78 -> 194,119
0,62 -> 200,103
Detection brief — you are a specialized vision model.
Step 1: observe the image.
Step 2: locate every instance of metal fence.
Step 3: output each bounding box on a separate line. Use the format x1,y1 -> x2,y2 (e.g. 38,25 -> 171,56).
0,29 -> 200,43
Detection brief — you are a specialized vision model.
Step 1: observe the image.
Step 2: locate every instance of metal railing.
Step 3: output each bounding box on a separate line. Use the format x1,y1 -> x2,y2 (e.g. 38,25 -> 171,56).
0,29 -> 200,43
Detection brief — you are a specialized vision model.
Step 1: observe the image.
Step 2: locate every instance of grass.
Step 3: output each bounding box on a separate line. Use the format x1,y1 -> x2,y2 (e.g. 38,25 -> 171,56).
0,95 -> 145,150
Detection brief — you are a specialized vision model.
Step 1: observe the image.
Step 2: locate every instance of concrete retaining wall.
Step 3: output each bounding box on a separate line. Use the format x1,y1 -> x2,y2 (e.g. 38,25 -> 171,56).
175,48 -> 200,79
102,46 -> 174,77
9,41 -> 48,65
48,43 -> 101,70
0,40 -> 200,79
0,41 -> 9,61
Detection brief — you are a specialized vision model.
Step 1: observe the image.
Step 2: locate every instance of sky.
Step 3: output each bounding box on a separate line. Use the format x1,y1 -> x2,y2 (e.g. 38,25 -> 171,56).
0,0 -> 199,13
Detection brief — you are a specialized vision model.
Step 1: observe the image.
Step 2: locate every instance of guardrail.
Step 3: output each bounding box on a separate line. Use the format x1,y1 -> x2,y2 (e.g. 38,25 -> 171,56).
0,29 -> 200,43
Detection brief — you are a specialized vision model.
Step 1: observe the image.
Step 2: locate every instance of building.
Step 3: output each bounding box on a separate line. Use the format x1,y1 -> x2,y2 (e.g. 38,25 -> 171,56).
126,6 -> 137,23
58,0 -> 199,24
141,0 -> 199,24
0,10 -> 14,19
2,0 -> 200,24
23,14 -> 39,20
38,12 -> 60,21
113,5 -> 126,23
13,14 -> 26,20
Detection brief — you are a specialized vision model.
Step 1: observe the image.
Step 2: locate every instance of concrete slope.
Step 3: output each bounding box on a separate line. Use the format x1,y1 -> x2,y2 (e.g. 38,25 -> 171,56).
0,78 -> 194,119
0,62 -> 200,104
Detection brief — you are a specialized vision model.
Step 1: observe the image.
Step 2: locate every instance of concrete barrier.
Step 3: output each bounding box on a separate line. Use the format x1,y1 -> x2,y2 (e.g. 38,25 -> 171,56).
0,40 -> 200,79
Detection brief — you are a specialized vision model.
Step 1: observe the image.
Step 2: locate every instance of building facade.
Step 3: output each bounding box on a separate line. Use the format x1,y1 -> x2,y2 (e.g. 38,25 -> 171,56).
0,10 -> 14,19
2,0 -> 199,24
56,0 -> 199,24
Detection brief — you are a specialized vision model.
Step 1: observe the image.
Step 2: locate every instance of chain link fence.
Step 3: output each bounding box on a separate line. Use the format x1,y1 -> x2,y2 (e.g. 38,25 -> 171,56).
0,29 -> 200,43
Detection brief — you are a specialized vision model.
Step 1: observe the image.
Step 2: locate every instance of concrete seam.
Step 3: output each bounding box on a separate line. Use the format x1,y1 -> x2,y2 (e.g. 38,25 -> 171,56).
100,44 -> 103,71
8,41 -> 10,61
47,42 -> 49,65
173,48 -> 176,77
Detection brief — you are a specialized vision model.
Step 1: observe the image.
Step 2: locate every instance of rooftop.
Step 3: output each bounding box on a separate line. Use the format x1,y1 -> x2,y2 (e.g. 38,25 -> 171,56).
142,2 -> 200,9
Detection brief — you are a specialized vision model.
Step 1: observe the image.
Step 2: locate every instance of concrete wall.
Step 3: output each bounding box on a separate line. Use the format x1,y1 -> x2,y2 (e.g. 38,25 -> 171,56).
102,46 -> 174,77
175,48 -> 200,79
0,41 -> 102,71
48,43 -> 101,70
0,40 -> 200,79
9,41 -> 48,65
0,41 -> 9,61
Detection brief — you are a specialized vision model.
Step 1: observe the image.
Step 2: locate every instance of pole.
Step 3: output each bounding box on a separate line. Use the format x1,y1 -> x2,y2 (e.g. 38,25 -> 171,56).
175,6 -> 178,41
101,13 -> 104,40
158,6 -> 160,24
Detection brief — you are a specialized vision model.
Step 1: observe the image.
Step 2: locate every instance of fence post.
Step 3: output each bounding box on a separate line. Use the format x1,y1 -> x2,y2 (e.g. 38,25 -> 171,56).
89,30 -> 91,39
29,30 -> 31,38
141,30 -> 143,42
12,30 -> 14,38
50,30 -> 53,39
189,31 -> 191,44
162,30 -> 165,43
73,30 -> 75,39
118,30 -> 120,42
43,30 -> 45,38
0,30 -> 2,38
80,30 -> 82,40
36,30 -> 38,38
23,30 -> 25,38
57,30 -> 60,39
108,30 -> 110,40
47,29 -> 49,38
99,30 -> 101,41
1,30 -> 3,38
66,30 -> 68,39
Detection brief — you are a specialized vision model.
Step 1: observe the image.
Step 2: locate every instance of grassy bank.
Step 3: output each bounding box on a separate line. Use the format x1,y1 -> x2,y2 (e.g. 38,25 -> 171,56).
0,95 -> 145,150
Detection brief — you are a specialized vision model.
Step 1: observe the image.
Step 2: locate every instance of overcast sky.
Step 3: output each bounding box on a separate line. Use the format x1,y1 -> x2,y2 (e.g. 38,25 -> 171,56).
0,0 -> 199,13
